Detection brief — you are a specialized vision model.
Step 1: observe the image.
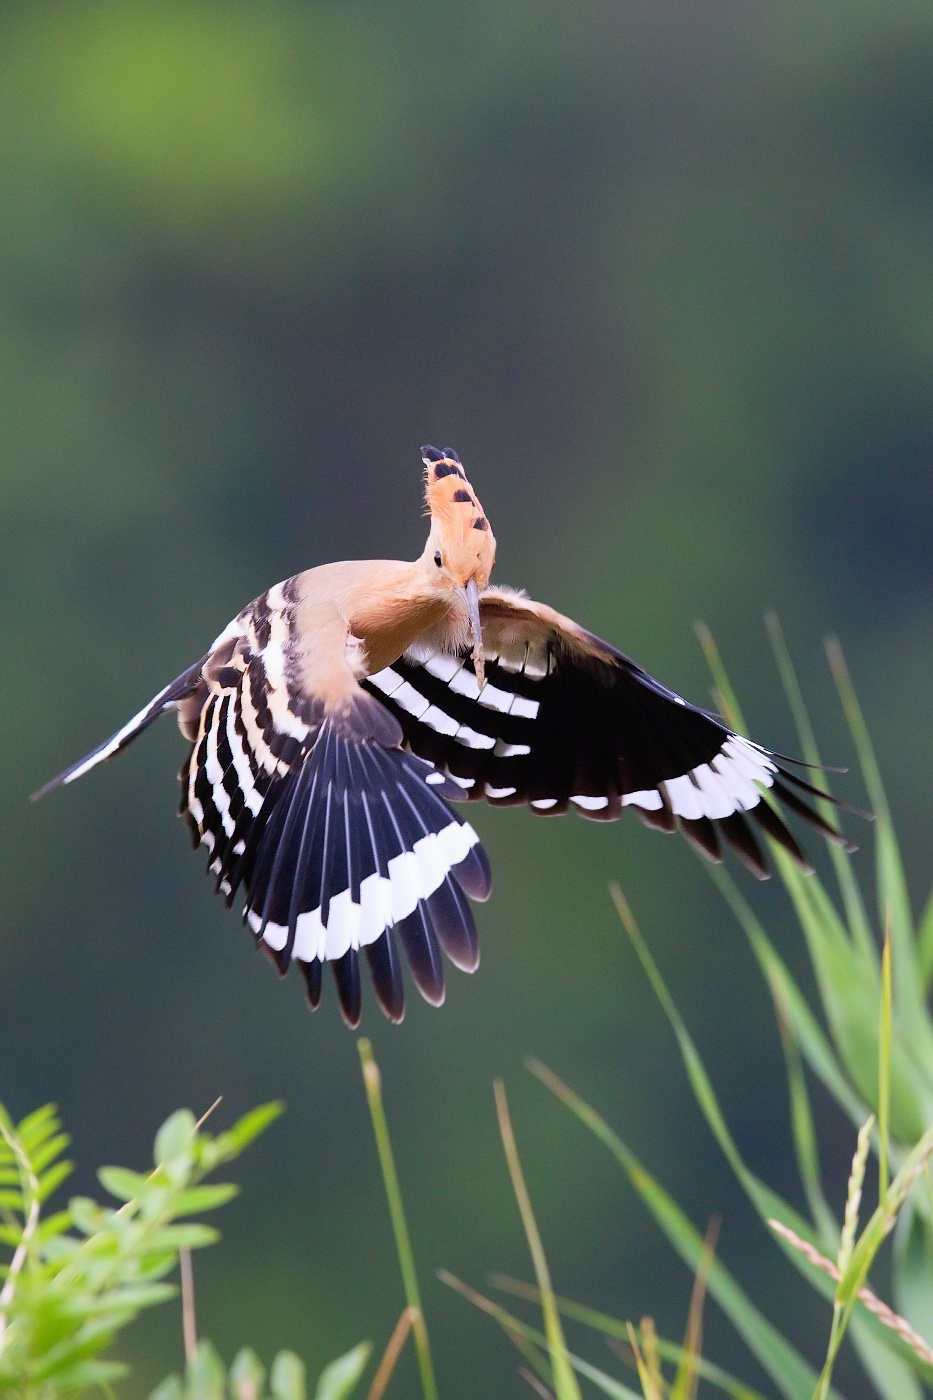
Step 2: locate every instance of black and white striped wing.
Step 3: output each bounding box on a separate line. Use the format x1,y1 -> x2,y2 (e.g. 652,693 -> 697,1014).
180,587 -> 491,1026
363,596 -> 849,880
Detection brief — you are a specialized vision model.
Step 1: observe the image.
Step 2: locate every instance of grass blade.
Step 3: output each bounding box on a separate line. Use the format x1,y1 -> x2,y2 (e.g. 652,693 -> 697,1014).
494,1081 -> 582,1400
611,886 -> 845,1263
772,985 -> 835,1241
763,613 -> 875,960
708,866 -> 871,1132
526,1059 -> 823,1400
366,1310 -> 416,1400
490,1276 -> 770,1400
825,637 -> 931,1058
670,1219 -> 717,1400
357,1040 -> 437,1400
918,887 -> 933,996
439,1270 -> 643,1400
880,922 -> 893,1203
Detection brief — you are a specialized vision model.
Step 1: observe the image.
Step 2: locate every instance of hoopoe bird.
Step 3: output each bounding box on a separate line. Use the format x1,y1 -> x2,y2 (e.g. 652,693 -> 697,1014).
34,446 -> 849,1027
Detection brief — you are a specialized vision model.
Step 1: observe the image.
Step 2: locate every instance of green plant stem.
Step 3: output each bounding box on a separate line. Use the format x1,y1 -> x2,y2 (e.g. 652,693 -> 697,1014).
358,1039 -> 437,1400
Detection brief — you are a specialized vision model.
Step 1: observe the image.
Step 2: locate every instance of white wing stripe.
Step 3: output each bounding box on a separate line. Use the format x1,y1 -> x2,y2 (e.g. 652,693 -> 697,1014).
423,653 -> 464,683
510,694 -> 540,719
454,723 -> 496,750
663,775 -> 705,821
368,667 -> 405,697
449,668 -> 483,700
421,704 -> 460,736
622,789 -> 663,811
225,700 -> 264,816
248,818 -> 480,961
390,681 -> 431,719
494,739 -> 530,757
477,682 -> 514,713
572,794 -> 609,811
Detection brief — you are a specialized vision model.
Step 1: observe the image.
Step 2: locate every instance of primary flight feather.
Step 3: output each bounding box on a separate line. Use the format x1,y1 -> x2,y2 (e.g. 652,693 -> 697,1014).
34,446 -> 849,1026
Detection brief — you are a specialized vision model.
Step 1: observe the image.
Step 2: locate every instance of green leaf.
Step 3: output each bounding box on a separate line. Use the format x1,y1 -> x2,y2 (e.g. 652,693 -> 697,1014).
314,1341 -> 371,1400
37,1157 -> 74,1202
69,1195 -> 105,1234
211,1102 -> 285,1162
29,1132 -> 71,1175
149,1222 -> 220,1250
357,1040 -> 437,1400
171,1182 -> 239,1215
230,1346 -> 267,1400
155,1109 -> 197,1176
186,1338 -> 227,1400
98,1165 -> 150,1202
17,1103 -> 61,1147
271,1348 -> 307,1400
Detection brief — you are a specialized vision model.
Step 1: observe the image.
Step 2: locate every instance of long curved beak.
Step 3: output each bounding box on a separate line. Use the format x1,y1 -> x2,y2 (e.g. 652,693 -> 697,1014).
461,578 -> 486,688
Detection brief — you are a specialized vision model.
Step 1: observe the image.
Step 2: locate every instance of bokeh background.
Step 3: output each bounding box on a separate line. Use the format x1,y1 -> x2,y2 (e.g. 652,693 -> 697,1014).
3,1 -> 933,1394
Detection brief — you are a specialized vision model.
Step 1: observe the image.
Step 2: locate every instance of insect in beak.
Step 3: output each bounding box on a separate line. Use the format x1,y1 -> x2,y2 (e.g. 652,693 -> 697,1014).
461,578 -> 485,688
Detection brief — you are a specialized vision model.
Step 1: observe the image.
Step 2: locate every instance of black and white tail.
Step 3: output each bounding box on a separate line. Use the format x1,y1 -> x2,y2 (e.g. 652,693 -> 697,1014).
181,681 -> 492,1025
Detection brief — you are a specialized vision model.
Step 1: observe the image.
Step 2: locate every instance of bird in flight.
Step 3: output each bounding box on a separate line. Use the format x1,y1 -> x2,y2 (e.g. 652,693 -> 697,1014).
34,447 -> 848,1026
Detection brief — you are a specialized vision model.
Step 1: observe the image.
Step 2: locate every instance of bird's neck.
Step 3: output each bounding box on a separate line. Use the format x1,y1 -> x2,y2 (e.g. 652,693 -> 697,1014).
346,558 -> 464,676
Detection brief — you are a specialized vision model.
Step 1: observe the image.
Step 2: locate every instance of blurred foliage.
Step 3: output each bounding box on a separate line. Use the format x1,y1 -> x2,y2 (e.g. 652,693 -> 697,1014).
150,1338 -> 371,1400
3,1 -> 933,1394
0,1098 -> 283,1396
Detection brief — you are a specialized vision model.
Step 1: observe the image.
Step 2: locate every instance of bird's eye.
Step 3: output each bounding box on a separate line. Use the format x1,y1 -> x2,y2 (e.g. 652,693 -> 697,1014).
434,551 -> 443,568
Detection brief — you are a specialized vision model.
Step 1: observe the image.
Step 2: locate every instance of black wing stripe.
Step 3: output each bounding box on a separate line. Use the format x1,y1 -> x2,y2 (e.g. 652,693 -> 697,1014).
364,630 -> 852,874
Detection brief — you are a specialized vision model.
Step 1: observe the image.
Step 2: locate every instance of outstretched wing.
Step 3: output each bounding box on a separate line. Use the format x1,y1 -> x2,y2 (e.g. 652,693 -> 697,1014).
363,587 -> 849,880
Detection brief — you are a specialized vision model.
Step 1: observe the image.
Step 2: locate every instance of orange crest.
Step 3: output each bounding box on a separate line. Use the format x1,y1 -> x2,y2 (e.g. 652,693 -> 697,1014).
421,446 -> 496,589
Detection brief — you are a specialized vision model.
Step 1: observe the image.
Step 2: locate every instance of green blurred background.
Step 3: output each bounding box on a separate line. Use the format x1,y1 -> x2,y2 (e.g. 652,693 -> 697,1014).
3,1 -> 933,1393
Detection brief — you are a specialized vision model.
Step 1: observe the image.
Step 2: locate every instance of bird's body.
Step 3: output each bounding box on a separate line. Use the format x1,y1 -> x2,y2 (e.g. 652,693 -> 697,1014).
36,447 -> 848,1026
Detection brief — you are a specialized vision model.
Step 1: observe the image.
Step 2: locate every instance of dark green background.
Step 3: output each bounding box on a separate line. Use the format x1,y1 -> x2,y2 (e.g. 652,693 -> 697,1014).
3,2 -> 932,1394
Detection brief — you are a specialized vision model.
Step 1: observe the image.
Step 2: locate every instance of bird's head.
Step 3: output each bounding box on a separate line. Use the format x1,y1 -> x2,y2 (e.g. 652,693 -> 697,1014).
421,445 -> 496,683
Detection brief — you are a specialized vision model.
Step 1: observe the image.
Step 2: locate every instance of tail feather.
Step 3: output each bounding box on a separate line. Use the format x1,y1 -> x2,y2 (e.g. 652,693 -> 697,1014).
717,812 -> 769,880
332,947 -> 363,1027
31,659 -> 206,800
185,715 -> 490,1022
365,930 -> 406,1022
